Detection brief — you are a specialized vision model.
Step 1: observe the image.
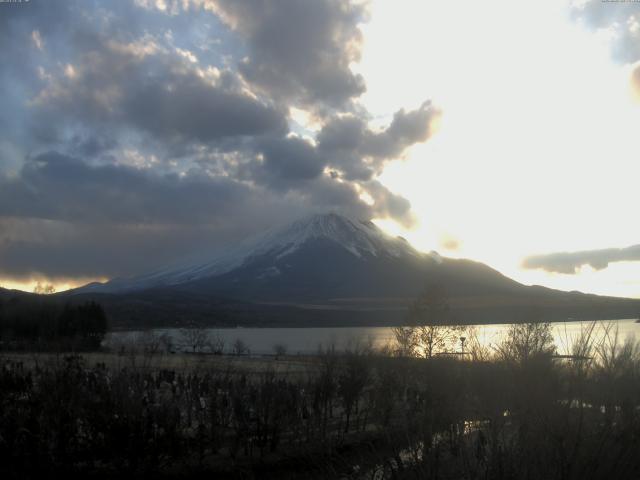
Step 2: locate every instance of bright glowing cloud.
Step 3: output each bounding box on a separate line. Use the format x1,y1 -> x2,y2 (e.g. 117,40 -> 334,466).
357,0 -> 640,297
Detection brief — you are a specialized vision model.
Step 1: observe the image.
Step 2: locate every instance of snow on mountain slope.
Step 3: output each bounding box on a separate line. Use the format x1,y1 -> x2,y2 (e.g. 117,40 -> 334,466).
79,213 -> 428,293
250,212 -> 420,260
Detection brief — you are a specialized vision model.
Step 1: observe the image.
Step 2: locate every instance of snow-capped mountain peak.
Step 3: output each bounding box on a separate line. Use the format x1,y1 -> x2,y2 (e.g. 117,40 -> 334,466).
79,212 -> 424,293
248,212 -> 419,260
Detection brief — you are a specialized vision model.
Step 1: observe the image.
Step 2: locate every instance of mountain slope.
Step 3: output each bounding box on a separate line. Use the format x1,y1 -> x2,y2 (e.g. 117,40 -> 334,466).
80,213 -> 423,291
72,213 -> 640,326
79,212 -> 519,300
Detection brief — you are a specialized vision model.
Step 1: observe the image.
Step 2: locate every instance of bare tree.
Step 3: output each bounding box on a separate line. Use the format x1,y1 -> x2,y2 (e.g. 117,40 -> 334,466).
137,330 -> 162,356
180,327 -> 210,353
408,285 -> 463,358
159,332 -> 174,353
496,321 -> 555,365
338,350 -> 371,432
465,326 -> 493,362
392,325 -> 417,357
232,337 -> 248,356
273,343 -> 287,358
207,333 -> 225,355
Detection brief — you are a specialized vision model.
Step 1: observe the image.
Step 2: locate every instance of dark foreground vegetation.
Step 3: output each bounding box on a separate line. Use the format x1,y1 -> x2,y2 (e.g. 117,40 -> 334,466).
1,319 -> 640,479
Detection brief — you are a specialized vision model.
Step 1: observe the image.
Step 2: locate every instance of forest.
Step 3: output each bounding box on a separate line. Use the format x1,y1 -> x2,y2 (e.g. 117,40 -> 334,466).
0,295 -> 108,350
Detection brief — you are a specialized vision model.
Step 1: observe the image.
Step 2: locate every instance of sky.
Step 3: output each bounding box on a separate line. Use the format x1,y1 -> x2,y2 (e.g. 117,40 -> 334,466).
0,0 -> 638,298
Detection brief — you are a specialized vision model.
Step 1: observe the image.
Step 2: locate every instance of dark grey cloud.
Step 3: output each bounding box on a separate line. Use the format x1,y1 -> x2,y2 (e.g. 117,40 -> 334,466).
126,78 -> 287,142
0,151 -> 385,278
0,151 -> 380,227
318,102 -> 439,180
29,33 -> 287,146
0,152 -> 261,224
249,136 -> 326,189
238,102 -> 438,189
523,244 -> 640,274
0,0 -> 436,282
0,153 -> 363,280
0,218 -> 297,281
571,1 -> 640,62
211,0 -> 367,109
0,219 -> 226,281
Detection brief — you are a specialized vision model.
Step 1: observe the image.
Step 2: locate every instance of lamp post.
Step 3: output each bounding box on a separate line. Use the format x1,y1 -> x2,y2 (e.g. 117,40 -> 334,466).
460,336 -> 466,358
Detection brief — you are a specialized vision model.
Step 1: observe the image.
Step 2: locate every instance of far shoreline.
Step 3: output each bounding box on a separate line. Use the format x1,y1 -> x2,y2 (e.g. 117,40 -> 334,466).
107,315 -> 640,332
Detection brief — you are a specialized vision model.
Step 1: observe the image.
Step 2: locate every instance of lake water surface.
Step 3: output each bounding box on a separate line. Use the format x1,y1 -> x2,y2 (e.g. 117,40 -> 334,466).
109,318 -> 640,355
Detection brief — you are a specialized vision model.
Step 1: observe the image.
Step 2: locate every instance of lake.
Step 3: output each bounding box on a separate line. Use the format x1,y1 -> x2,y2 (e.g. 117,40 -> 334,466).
108,318 -> 640,355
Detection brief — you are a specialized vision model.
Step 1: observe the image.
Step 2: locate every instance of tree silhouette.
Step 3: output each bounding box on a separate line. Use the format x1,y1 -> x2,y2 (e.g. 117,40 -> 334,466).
406,285 -> 463,358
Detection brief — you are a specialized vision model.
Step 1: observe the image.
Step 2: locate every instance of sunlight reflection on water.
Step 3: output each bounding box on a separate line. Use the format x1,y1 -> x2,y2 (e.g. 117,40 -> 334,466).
110,319 -> 640,355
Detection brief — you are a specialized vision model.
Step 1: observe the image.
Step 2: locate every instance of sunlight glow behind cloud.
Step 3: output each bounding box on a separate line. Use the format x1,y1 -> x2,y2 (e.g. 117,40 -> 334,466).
361,0 -> 640,297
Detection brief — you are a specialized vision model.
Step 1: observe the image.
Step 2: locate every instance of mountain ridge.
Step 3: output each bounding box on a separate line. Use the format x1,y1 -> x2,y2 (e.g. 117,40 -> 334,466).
78,212 -> 435,294
68,212 -> 640,327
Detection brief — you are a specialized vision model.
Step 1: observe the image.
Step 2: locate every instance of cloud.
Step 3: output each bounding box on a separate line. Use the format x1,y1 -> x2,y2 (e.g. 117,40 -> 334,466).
0,217 -> 259,280
572,1 -> 640,62
522,244 -> 640,274
246,136 -> 326,189
363,180 -> 413,226
235,101 -> 439,189
0,155 -> 324,279
0,152 -> 263,224
0,151 -> 381,278
124,77 -> 287,142
210,0 -> 368,110
440,237 -> 460,252
318,102 -> 440,180
0,151 -> 381,227
0,0 -> 436,282
29,34 -> 288,145
631,62 -> 640,99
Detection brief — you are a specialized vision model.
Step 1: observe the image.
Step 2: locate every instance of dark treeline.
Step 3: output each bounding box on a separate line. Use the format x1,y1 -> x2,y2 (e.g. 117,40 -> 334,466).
0,295 -> 108,350
1,322 -> 640,479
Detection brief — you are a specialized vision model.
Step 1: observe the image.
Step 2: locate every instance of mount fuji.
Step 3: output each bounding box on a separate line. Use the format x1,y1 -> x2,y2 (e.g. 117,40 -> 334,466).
71,213 -> 640,327
81,213 -> 429,294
